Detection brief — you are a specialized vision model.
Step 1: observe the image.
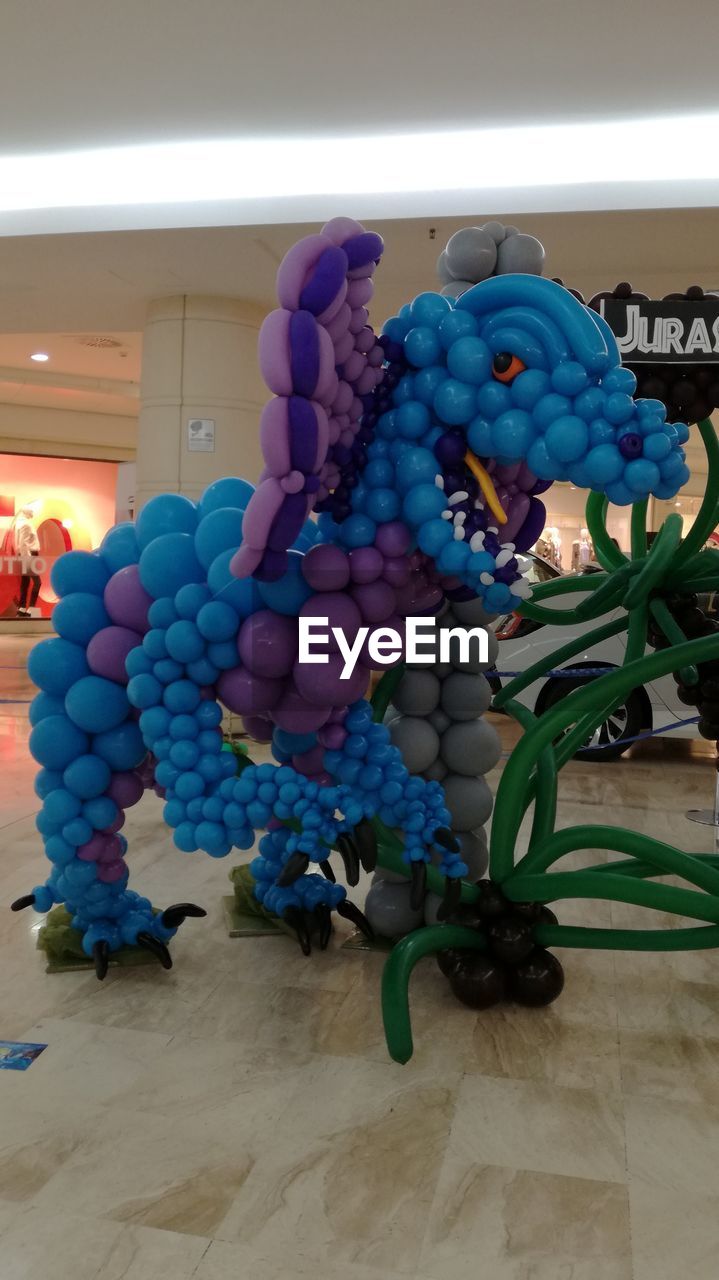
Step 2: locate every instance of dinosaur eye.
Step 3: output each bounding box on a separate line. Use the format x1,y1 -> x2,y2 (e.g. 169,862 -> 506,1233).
492,352 -> 526,383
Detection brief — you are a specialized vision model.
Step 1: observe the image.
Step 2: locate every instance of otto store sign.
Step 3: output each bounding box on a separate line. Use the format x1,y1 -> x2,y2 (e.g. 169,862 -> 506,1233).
0,556 -> 47,573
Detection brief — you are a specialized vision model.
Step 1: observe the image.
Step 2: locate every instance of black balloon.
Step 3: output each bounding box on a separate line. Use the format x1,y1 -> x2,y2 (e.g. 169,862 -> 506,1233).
474,878 -> 508,918
508,948 -> 565,1006
487,915 -> 535,964
448,952 -> 508,1009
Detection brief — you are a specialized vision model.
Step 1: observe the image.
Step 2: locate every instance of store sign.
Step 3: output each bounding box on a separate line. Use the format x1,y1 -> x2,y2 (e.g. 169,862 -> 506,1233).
0,555 -> 47,573
599,299 -> 719,364
188,418 -> 215,452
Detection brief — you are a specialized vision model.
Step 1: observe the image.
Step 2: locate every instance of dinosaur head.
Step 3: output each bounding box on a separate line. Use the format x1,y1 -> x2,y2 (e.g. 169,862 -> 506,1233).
332,274 -> 690,614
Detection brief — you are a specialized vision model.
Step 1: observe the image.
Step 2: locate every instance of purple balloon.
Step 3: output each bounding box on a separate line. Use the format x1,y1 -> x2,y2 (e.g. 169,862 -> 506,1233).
291,744 -> 326,777
242,715 -> 274,742
107,770 -> 144,809
301,544 -> 350,591
293,652 -> 369,706
217,666 -> 283,715
237,610 -> 297,678
500,492 -> 531,544
300,592 -> 361,651
271,686 -> 332,733
104,565 -> 152,634
348,545 -> 383,584
375,522 -> 411,557
351,580 -> 396,623
87,626 -> 142,684
514,497 -> 547,553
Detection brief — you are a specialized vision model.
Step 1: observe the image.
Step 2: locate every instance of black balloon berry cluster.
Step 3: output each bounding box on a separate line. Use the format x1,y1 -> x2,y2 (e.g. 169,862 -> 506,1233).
647,593 -> 719,741
436,879 -> 565,1010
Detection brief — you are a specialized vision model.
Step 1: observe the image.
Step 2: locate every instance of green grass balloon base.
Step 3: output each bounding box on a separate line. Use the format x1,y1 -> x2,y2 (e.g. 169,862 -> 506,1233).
37,906 -> 164,974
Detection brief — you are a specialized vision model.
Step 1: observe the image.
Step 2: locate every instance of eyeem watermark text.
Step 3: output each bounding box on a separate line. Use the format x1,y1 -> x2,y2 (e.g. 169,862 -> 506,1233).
299,616 -> 487,679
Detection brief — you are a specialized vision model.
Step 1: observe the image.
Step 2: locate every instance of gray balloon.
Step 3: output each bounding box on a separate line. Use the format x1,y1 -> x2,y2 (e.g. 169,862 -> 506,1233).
364,880 -> 424,939
445,626 -> 495,673
392,668 -> 441,717
482,220 -> 507,246
388,716 -> 439,773
441,719 -> 502,777
434,661 -> 453,678
443,774 -> 494,830
372,866 -> 410,885
459,828 -> 489,879
423,758 -> 447,783
451,596 -> 497,628
441,671 -> 493,721
503,224 -> 520,238
424,891 -> 444,926
445,227 -> 497,282
428,707 -> 451,734
436,249 -> 456,284
497,233 -> 545,277
440,279 -> 473,299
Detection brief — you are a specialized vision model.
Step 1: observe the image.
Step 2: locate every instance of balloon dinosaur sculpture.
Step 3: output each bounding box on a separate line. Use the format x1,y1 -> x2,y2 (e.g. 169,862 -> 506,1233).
16,217 -> 714,1064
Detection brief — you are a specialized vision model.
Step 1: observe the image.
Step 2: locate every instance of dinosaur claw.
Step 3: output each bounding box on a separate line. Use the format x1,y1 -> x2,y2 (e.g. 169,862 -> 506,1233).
337,898 -> 374,940
92,940 -> 109,981
284,906 -> 312,955
337,833 -> 361,886
11,893 -> 36,912
355,818 -> 378,873
136,932 -> 173,970
319,859 -> 336,883
159,902 -> 207,929
317,903 -> 333,950
434,827 -> 460,854
277,851 -> 311,887
409,860 -> 427,910
436,875 -> 463,921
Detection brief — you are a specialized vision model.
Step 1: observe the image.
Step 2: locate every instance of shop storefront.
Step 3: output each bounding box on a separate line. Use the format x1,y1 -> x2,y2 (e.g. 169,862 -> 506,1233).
0,454 -> 130,620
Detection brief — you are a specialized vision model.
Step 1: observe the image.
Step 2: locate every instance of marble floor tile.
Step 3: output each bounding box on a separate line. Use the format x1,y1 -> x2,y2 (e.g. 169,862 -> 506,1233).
448,1076 -> 627,1185
629,1180 -> 719,1280
0,1101 -> 104,1204
420,1161 -> 632,1280
464,1004 -> 621,1093
619,1026 -> 719,1105
624,1093 -> 719,1195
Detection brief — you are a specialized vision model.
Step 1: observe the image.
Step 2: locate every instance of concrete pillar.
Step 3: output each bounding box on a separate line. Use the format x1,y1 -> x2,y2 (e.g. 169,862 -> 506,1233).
135,295 -> 267,511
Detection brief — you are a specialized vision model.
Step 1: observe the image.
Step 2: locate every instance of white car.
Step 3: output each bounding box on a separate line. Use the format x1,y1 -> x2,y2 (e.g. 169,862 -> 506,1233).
488,552 -> 698,761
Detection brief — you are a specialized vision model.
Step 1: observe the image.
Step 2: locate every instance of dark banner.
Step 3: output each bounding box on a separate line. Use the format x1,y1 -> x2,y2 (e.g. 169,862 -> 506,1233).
599,299 -> 719,364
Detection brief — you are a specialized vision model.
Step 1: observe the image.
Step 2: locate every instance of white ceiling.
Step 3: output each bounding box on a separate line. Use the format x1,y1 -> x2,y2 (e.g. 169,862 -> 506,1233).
3,1 -> 719,232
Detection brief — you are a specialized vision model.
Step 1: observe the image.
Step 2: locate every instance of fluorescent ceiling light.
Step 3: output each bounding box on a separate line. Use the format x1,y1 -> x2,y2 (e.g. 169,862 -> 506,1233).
30,352 -> 49,361
2,113 -> 719,234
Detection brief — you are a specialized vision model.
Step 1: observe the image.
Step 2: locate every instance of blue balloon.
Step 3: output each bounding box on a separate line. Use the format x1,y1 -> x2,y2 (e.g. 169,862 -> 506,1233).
153,658 -> 184,685
29,691 -> 65,726
194,508 -> 243,569
544,416 -> 589,463
127,673 -> 163,709
433,378 -> 477,425
28,638 -> 89,696
165,619 -> 205,663
169,740 -> 200,770
139,706 -> 171,740
336,515 -> 377,550
82,796 -> 118,829
175,583 -> 212,619
186,657 -> 219,685
206,639 -> 240,669
624,458 -> 661,494
29,715 -> 89,770
404,326 -> 442,368
125,648 -> 153,678
65,676 -> 130,733
148,598 -> 179,629
43,788 -> 82,825
395,401 -> 430,439
163,680 -> 201,714
51,550 -> 110,599
136,493 -> 198,550
402,484 -> 446,527
139,533 -> 204,599
447,336 -> 491,385
93,722 -> 146,770
196,600 -> 239,642
35,768 -> 63,799
199,477 -> 254,517
169,713 -> 199,740
63,755 -> 112,801
257,551 -> 313,615
99,523 -> 140,573
54,593 -> 110,645
63,816 -> 95,846
490,410 -> 534,459
196,700 -> 223,729
365,488 -> 401,523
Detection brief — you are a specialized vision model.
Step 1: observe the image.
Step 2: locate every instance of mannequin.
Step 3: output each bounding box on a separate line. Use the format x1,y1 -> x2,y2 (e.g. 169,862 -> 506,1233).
571,527 -> 594,571
538,526 -> 562,570
13,505 -> 42,617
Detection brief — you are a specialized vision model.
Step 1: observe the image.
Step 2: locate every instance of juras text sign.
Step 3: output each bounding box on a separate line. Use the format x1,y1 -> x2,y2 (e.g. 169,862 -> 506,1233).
599,299 -> 719,365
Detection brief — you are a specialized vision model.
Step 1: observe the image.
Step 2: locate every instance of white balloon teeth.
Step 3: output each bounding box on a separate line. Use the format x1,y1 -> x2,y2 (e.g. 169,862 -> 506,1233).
448,490 -> 469,505
479,571 -> 494,586
469,531 -> 486,552
453,526 -> 465,541
509,577 -> 532,598
435,474 -> 445,489
453,512 -> 467,526
487,526 -> 499,536
495,549 -> 513,568
441,509 -> 453,521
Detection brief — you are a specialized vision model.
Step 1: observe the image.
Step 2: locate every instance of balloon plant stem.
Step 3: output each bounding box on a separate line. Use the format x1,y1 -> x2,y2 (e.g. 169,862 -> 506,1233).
493,615 -> 628,710
585,493 -> 627,571
673,419 -> 719,568
370,663 -> 406,723
381,924 -> 487,1063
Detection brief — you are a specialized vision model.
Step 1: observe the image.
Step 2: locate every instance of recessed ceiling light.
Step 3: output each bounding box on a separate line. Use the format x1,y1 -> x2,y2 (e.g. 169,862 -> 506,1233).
675,501 -> 682,506
30,352 -> 49,362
